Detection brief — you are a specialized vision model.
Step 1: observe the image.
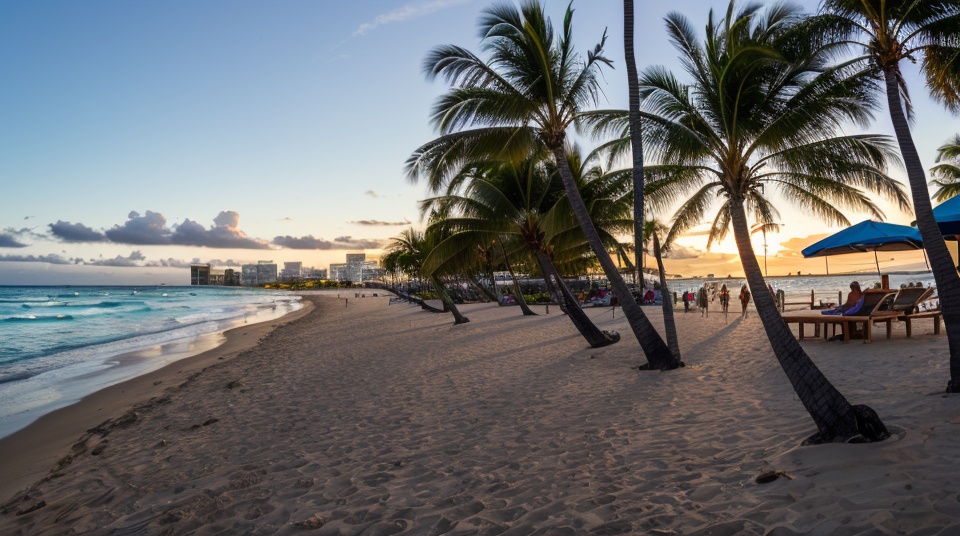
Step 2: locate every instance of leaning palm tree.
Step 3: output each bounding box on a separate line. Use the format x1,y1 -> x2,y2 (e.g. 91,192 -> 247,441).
589,2 -> 910,442
814,0 -> 960,392
422,152 -> 621,347
406,0 -> 678,369
931,134 -> 960,202
386,228 -> 470,324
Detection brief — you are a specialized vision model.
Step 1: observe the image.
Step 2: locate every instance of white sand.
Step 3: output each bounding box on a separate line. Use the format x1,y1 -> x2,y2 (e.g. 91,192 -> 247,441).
1,294 -> 958,535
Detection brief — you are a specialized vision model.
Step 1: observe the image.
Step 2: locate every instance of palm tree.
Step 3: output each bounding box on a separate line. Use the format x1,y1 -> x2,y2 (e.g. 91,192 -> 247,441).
406,0 -> 678,369
590,2 -> 911,442
386,228 -> 470,324
751,222 -> 783,277
814,0 -> 960,392
422,152 -> 621,347
931,134 -> 960,202
624,0 -> 646,289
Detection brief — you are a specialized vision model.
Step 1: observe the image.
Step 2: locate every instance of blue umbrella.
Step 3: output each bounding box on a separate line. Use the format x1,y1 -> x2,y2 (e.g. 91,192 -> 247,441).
802,220 -> 924,276
933,195 -> 960,236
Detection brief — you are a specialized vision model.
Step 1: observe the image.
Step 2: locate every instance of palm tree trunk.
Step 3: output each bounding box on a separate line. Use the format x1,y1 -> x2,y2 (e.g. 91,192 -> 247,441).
431,275 -> 469,324
551,146 -> 677,369
729,200 -> 886,443
624,0 -> 645,289
487,256 -> 500,306
653,232 -> 681,361
535,251 -> 619,348
467,273 -> 498,303
883,67 -> 960,393
499,239 -> 537,316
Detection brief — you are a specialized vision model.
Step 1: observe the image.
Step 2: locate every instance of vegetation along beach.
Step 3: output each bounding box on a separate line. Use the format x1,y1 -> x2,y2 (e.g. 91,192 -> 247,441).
3,0 -> 960,534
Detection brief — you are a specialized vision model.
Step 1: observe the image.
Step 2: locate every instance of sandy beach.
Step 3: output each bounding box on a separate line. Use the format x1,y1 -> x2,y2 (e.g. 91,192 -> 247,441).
1,293 -> 959,534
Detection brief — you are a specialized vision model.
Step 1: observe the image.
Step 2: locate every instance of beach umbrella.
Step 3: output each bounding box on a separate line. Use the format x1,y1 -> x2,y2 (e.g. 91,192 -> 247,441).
801,220 -> 924,277
932,195 -> 960,237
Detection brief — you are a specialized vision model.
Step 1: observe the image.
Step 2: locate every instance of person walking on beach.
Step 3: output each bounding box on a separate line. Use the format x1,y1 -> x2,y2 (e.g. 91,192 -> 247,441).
698,285 -> 709,317
719,283 -> 730,313
739,284 -> 751,319
682,290 -> 690,312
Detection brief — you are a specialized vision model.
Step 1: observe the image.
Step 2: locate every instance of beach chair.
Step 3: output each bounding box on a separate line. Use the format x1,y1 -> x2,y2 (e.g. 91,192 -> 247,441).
783,290 -> 898,343
890,286 -> 933,315
892,287 -> 942,337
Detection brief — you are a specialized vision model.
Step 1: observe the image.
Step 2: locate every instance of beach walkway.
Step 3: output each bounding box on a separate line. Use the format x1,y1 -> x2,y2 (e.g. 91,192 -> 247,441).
1,295 -> 959,534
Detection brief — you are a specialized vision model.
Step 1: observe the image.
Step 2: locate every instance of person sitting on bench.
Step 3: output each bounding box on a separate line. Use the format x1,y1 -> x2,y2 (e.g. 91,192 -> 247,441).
822,281 -> 863,316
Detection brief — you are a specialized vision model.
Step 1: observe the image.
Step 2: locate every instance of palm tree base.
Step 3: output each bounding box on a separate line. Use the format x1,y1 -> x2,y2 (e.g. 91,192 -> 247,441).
946,379 -> 960,393
454,317 -> 471,325
637,360 -> 685,371
589,330 -> 621,348
801,405 -> 890,444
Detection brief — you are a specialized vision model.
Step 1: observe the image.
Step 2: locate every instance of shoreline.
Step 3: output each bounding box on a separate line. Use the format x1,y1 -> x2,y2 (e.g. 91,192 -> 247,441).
0,297 -> 314,501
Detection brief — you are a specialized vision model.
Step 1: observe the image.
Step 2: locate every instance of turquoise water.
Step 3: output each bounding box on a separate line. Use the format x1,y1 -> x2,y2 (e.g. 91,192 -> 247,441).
0,285 -> 301,438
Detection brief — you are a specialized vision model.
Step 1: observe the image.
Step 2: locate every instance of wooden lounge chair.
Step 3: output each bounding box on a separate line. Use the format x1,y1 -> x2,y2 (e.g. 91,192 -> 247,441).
892,287 -> 941,337
890,286 -> 933,315
783,290 -> 898,343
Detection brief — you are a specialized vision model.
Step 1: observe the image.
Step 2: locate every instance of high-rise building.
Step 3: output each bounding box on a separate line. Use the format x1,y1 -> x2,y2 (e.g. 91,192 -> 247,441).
241,261 -> 278,285
281,261 -> 303,280
345,253 -> 365,282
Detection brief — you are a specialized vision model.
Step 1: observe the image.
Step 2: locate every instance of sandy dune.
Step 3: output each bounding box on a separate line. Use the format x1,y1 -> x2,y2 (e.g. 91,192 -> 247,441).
1,294 -> 959,534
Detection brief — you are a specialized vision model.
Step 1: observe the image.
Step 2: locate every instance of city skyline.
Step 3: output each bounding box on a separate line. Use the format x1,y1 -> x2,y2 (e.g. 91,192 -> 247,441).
1,1 -> 957,285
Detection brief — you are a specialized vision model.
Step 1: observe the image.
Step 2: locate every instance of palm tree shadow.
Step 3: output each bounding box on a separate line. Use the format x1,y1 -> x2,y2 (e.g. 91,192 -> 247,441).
683,317 -> 744,362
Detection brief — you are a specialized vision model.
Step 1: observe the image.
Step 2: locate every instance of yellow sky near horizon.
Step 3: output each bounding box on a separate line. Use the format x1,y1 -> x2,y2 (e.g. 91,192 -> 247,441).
655,232 -> 951,279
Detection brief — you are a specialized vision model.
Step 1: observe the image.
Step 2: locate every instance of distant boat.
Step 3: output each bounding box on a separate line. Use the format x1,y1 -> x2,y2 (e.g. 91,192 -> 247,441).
132,290 -> 139,295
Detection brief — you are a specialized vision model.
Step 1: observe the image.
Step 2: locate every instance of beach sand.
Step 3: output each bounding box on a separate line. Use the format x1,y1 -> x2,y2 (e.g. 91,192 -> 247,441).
1,294 -> 959,534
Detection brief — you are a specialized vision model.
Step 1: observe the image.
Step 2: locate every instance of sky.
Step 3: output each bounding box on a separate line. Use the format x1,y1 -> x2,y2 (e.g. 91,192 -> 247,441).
1,0 -> 957,285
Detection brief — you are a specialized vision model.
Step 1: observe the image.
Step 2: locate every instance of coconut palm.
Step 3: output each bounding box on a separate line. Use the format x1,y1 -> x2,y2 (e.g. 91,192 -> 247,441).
813,0 -> 960,392
422,151 -> 622,347
588,2 -> 910,442
386,228 -> 469,324
406,0 -> 678,369
624,0 -> 646,288
931,134 -> 960,202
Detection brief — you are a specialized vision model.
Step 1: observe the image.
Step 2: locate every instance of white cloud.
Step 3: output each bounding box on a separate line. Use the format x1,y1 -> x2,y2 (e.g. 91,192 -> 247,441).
353,0 -> 471,36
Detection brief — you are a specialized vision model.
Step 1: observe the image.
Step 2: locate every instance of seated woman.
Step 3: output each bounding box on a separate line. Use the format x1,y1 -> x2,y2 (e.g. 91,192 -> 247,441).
822,281 -> 863,315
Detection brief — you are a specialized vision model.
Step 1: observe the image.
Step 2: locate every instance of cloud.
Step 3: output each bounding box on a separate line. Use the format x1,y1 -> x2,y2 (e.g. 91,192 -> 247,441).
353,0 -> 471,36
348,219 -> 411,226
88,251 -> 147,267
144,258 -> 194,268
105,210 -> 172,245
364,190 -> 379,198
778,234 -> 830,257
0,234 -> 28,248
273,235 -> 385,250
79,210 -> 270,249
170,211 -> 271,249
49,220 -> 107,242
663,244 -> 704,260
0,253 -> 71,264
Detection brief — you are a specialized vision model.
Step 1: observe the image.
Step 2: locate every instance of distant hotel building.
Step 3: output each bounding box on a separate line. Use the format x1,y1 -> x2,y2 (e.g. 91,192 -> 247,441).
280,261 -> 302,280
239,260 -> 278,286
190,264 -> 240,286
328,253 -> 383,282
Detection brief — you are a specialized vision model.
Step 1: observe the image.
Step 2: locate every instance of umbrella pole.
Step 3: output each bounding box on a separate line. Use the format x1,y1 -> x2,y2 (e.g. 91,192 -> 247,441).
874,249 -> 881,278
825,257 -> 829,275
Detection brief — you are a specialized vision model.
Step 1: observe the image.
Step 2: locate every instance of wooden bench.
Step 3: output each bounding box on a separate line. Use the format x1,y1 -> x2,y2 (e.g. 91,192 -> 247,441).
900,310 -> 942,337
783,313 -> 896,343
782,290 -> 898,343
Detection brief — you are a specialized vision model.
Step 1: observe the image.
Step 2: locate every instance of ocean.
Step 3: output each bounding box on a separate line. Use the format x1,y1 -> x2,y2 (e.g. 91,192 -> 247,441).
0,285 -> 302,439
669,271 -> 938,305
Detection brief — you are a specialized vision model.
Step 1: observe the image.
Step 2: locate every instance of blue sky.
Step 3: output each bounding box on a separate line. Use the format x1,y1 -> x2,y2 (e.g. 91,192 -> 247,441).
0,0 -> 956,285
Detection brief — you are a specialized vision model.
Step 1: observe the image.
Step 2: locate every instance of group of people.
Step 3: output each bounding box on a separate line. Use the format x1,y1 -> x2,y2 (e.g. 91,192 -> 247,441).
680,283 -> 758,319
